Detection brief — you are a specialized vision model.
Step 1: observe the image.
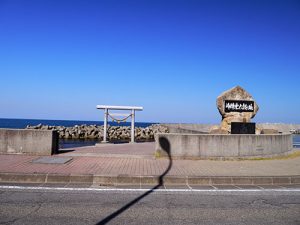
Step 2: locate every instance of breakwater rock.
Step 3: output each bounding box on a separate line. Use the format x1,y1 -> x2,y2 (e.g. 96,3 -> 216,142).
25,124 -> 168,141
290,129 -> 300,134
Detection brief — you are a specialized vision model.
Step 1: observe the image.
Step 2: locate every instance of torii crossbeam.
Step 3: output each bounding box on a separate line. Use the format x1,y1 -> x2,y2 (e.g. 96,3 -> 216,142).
96,105 -> 143,143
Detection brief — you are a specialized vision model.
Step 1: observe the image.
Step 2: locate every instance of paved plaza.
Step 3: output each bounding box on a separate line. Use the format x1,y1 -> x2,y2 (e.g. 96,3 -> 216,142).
0,143 -> 299,186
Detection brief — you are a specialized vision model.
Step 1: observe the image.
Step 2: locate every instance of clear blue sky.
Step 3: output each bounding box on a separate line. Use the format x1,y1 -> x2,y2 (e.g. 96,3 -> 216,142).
0,0 -> 299,123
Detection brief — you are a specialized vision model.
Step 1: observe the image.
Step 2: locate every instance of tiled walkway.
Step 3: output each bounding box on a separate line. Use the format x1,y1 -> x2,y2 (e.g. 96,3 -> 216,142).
0,143 -> 299,177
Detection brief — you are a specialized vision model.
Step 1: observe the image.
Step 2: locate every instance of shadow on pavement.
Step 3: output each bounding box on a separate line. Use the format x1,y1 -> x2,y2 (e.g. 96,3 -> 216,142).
96,137 -> 172,225
57,149 -> 75,154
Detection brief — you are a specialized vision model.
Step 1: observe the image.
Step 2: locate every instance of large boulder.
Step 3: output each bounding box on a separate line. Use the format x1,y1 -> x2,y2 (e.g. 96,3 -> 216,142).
216,86 -> 259,133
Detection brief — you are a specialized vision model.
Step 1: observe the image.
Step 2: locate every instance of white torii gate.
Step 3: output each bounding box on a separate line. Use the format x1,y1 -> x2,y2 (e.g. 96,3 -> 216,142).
96,105 -> 143,143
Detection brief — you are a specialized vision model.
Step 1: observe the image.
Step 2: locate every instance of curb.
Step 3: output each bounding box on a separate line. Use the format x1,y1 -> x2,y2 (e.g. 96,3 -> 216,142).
0,173 -> 299,186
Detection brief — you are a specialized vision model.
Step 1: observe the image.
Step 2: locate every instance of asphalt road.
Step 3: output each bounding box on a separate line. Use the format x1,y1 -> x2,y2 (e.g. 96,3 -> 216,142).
0,186 -> 299,225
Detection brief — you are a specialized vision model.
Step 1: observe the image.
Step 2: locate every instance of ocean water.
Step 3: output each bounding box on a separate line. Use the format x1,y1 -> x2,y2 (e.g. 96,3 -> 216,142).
294,135 -> 300,148
0,118 -> 155,129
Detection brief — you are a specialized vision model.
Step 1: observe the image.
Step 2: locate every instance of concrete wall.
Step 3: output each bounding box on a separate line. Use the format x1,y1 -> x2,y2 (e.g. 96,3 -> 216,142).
166,127 -> 207,134
257,123 -> 300,133
0,129 -> 58,155
161,123 -> 214,133
155,133 -> 293,159
162,123 -> 300,133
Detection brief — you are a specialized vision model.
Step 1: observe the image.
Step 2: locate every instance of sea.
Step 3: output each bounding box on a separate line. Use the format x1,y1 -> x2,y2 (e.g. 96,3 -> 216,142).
0,118 -> 299,149
0,118 -> 154,129
0,118 -> 157,148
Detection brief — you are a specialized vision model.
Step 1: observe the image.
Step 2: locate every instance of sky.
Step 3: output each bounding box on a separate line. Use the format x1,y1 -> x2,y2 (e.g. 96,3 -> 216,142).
0,0 -> 300,124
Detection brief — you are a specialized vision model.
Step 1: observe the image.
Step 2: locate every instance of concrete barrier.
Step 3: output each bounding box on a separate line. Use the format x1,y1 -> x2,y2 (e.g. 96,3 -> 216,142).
161,123 -> 300,133
155,133 -> 293,159
0,129 -> 58,155
161,123 -> 214,133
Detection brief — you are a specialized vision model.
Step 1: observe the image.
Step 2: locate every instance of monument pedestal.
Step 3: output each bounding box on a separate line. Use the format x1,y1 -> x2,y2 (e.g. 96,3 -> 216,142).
231,122 -> 256,134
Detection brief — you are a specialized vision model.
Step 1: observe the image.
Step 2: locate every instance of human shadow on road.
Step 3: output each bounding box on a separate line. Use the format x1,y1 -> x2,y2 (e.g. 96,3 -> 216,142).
96,137 -> 172,225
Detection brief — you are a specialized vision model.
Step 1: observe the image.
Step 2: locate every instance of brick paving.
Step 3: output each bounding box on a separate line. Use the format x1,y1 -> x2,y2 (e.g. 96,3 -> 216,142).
0,143 -> 299,178
62,142 -> 155,157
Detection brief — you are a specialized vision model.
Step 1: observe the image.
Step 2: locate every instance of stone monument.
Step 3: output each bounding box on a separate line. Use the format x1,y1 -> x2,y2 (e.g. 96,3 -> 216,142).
210,86 -> 259,134
156,85 -> 292,159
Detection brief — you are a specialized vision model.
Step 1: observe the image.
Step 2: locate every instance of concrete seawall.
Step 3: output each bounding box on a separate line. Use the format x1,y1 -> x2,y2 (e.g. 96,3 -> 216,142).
155,133 -> 293,159
0,129 -> 58,155
161,123 -> 300,134
161,124 -> 214,133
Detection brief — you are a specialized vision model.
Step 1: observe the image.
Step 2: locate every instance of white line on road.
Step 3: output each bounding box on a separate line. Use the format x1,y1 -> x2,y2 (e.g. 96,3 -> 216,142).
1,185 -> 300,193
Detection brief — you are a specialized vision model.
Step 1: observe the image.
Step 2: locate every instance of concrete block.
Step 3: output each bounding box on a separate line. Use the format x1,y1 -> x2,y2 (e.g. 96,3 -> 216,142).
0,173 -> 46,183
232,177 -> 253,185
116,175 -> 140,185
93,175 -> 117,185
0,129 -> 58,155
273,177 -> 291,185
188,177 -> 210,185
155,133 -> 292,159
69,174 -> 93,183
141,176 -> 160,185
252,177 -> 273,185
291,176 -> 300,184
162,176 -> 187,184
261,129 -> 279,134
211,177 -> 232,185
46,174 -> 71,183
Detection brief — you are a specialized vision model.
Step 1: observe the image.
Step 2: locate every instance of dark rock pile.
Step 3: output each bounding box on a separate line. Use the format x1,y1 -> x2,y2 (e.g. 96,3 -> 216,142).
25,124 -> 168,141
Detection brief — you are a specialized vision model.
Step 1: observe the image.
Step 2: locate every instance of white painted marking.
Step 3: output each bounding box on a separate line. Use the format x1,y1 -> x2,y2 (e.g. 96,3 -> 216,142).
256,185 -> 265,190
186,183 -> 192,190
0,185 -> 300,193
211,185 -> 217,190
233,185 -> 242,189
